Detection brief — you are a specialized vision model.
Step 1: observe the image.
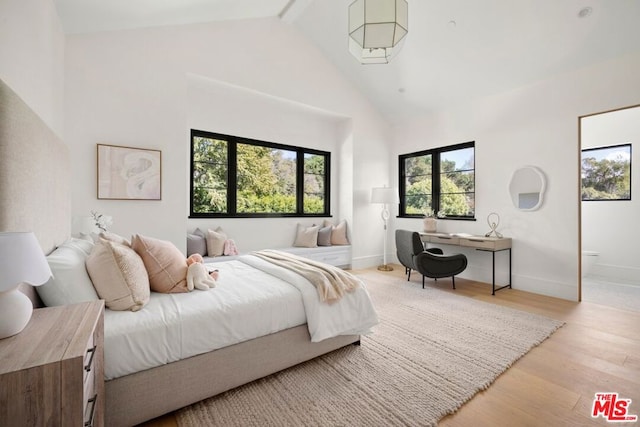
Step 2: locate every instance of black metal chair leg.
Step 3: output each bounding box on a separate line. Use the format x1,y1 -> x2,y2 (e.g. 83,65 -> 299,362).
408,268 -> 412,281
422,275 -> 425,289
452,276 -> 456,289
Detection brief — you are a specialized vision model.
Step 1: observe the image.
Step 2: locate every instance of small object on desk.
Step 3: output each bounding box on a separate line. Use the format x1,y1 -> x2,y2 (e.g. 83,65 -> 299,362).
485,212 -> 503,238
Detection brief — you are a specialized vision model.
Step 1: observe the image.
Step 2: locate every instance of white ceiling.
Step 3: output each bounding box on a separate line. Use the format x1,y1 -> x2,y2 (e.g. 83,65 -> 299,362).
53,0 -> 640,124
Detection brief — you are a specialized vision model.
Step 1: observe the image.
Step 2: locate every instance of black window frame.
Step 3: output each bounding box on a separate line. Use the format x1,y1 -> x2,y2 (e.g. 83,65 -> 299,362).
581,143 -> 632,202
398,141 -> 476,220
190,129 -> 331,218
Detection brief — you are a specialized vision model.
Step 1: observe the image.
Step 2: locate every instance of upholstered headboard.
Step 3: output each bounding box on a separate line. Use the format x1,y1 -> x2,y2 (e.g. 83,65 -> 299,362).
0,78 -> 71,305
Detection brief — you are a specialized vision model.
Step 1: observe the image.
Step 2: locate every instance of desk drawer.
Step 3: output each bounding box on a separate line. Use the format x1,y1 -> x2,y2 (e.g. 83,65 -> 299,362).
459,237 -> 495,249
459,237 -> 512,250
428,235 -> 460,245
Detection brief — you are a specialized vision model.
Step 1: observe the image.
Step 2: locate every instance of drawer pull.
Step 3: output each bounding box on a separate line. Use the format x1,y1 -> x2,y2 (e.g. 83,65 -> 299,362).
84,394 -> 97,427
438,236 -> 452,240
84,346 -> 97,372
468,239 -> 484,242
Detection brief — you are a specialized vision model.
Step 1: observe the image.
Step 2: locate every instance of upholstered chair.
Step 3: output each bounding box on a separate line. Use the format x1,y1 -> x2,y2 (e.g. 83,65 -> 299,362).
395,229 -> 468,289
414,250 -> 468,289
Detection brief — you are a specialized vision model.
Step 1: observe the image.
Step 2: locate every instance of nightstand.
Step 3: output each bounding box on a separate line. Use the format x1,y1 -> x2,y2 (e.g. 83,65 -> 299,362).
0,300 -> 104,427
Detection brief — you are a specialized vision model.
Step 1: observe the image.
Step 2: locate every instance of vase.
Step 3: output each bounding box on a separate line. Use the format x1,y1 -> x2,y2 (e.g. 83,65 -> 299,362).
423,217 -> 437,233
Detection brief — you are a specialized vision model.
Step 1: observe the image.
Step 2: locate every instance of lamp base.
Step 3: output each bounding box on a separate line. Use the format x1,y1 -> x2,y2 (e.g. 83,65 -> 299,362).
0,287 -> 34,339
377,264 -> 394,272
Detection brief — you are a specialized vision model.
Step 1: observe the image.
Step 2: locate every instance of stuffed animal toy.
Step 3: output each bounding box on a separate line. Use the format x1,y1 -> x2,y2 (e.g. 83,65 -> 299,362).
186,254 -> 218,291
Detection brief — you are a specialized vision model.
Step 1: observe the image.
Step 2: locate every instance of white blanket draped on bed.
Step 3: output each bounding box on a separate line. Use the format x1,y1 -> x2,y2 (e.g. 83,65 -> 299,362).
239,254 -> 379,342
250,249 -> 361,303
104,257 -> 378,380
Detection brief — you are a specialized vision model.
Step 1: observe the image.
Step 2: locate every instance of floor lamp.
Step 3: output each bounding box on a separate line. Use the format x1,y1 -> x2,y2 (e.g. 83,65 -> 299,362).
371,187 -> 398,271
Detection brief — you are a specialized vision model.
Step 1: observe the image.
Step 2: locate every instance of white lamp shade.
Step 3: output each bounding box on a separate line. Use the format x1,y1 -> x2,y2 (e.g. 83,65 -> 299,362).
348,0 -> 408,64
0,232 -> 52,290
371,187 -> 399,204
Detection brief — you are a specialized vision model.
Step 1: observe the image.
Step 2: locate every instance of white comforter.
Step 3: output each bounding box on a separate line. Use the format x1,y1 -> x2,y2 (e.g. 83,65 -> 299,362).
104,256 -> 378,380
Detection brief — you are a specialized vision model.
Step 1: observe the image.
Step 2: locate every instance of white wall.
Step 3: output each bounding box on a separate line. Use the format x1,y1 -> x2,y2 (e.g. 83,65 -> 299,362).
0,0 -> 65,134
64,18 -> 391,265
581,106 -> 640,285
391,52 -> 640,301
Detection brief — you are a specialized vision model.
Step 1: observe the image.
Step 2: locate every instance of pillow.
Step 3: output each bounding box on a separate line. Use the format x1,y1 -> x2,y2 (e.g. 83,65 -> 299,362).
317,225 -> 332,246
293,224 -> 319,248
323,220 -> 350,245
206,227 -> 227,257
187,228 -> 207,257
131,234 -> 189,293
35,241 -> 99,307
99,231 -> 130,247
62,237 -> 95,256
86,239 -> 150,311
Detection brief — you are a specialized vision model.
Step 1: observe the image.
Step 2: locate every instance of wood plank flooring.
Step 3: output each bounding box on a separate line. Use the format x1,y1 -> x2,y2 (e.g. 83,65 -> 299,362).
138,265 -> 640,426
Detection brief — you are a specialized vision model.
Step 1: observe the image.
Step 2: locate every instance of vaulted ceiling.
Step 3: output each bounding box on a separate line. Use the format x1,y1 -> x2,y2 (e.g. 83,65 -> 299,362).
54,0 -> 640,123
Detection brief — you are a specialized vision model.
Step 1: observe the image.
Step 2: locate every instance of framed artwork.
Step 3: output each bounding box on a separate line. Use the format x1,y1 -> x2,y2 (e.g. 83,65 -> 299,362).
97,144 -> 162,200
581,143 -> 631,201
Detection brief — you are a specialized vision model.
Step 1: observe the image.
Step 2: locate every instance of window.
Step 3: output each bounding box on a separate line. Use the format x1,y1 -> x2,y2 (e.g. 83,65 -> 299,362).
190,130 -> 330,217
399,142 -> 475,219
581,143 -> 631,201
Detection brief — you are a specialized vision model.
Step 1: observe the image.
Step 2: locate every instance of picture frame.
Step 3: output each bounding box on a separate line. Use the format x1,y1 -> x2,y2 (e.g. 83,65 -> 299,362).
97,144 -> 162,200
581,143 -> 631,201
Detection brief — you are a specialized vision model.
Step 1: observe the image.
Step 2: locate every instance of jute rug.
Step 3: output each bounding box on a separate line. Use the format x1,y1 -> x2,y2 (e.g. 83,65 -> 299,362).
177,272 -> 563,426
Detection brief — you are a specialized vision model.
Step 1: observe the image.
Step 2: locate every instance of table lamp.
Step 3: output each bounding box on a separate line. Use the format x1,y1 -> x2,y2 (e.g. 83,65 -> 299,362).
0,232 -> 52,339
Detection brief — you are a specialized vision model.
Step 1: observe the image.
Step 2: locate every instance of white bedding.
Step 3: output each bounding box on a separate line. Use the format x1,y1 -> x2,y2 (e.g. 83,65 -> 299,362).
104,255 -> 378,380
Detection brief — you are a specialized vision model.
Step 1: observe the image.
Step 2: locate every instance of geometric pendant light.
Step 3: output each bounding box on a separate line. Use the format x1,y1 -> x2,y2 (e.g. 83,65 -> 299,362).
348,0 -> 409,64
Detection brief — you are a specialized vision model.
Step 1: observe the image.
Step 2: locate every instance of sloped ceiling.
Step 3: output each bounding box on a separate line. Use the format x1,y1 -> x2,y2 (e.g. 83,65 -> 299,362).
54,0 -> 640,123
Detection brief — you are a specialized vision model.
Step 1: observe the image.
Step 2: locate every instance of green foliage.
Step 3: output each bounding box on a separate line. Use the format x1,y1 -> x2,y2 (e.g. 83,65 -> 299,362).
582,156 -> 630,200
439,176 -> 473,216
405,179 -> 432,214
404,170 -> 474,216
192,136 -> 327,214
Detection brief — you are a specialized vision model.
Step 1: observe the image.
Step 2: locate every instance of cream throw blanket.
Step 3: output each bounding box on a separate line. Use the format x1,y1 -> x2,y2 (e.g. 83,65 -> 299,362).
251,250 -> 360,303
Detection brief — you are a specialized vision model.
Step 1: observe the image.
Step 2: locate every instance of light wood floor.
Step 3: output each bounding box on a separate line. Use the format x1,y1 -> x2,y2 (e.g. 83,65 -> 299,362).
138,265 -> 640,427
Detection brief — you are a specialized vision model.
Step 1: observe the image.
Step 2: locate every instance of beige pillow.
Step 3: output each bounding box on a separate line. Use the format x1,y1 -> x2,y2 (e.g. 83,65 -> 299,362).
323,220 -> 350,245
293,224 -> 319,248
98,231 -> 131,247
86,239 -> 150,311
206,227 -> 227,257
131,234 -> 189,293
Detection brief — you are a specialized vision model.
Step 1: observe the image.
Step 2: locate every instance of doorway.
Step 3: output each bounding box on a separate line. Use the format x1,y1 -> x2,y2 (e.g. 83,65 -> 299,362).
579,104 -> 640,312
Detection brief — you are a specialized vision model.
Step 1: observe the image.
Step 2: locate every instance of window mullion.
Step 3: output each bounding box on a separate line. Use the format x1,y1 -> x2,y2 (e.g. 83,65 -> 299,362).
228,139 -> 237,215
433,152 -> 441,214
297,150 -> 304,215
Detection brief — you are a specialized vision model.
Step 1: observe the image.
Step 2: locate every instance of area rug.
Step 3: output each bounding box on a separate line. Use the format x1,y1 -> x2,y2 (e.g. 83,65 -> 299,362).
177,272 -> 564,426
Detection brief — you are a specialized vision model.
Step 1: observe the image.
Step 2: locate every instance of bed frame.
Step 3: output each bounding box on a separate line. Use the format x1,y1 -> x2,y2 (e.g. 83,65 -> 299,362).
0,78 -> 359,426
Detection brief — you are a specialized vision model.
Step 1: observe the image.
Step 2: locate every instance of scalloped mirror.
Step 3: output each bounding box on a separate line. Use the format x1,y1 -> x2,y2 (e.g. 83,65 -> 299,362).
509,166 -> 546,211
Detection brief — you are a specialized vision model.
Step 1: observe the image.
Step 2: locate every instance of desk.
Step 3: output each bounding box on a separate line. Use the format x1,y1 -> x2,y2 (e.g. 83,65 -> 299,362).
420,232 -> 512,295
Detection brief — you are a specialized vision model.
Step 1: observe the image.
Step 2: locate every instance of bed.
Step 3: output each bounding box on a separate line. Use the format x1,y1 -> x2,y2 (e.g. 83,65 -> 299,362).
0,78 -> 378,426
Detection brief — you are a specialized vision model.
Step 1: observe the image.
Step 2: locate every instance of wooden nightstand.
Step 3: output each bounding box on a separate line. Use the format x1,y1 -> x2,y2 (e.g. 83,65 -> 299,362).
0,300 -> 104,427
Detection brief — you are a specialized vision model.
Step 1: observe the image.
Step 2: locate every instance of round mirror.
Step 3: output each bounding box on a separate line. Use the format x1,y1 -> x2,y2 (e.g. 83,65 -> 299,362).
509,166 -> 546,211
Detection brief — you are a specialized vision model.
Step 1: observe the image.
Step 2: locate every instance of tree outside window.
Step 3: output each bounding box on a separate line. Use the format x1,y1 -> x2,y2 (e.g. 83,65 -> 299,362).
582,144 -> 631,201
190,130 -> 330,217
399,142 -> 475,219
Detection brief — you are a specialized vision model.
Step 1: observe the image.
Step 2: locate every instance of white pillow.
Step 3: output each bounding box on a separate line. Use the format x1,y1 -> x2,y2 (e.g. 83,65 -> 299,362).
206,227 -> 227,256
36,240 -> 99,307
86,239 -> 150,311
293,224 -> 319,248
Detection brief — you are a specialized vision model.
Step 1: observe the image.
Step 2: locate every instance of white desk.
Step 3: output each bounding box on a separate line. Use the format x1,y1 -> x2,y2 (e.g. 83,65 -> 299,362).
419,232 -> 512,295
